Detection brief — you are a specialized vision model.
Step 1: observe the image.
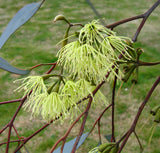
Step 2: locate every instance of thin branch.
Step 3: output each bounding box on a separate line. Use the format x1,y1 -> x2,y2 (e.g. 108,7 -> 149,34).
30,62 -> 57,70
89,104 -> 112,134
132,0 -> 160,42
106,14 -> 143,29
138,61 -> 160,66
106,0 -> 160,42
14,120 -> 53,153
0,98 -> 22,105
5,97 -> 26,153
88,104 -> 112,144
111,69 -> 118,142
134,131 -> 143,152
118,76 -> 160,153
0,123 -> 9,134
50,99 -> 92,153
0,140 -> 22,146
71,97 -> 92,153
46,62 -> 57,74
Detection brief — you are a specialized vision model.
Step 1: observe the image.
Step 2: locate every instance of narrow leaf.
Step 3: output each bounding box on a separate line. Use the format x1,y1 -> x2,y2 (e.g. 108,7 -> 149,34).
53,132 -> 89,153
0,57 -> 30,75
0,1 -> 44,49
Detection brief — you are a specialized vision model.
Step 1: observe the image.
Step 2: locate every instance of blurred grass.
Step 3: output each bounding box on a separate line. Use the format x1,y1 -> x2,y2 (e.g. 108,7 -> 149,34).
0,0 -> 160,152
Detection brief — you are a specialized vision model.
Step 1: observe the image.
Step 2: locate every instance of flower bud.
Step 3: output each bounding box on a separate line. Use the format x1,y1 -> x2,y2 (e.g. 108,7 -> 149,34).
53,14 -> 70,24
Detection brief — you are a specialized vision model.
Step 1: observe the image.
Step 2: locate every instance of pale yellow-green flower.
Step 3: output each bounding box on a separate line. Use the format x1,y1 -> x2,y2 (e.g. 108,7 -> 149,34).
60,80 -> 80,106
14,77 -> 107,121
14,76 -> 47,96
107,35 -> 132,60
41,92 -> 67,121
23,91 -> 69,121
61,79 -> 107,105
79,20 -> 114,46
58,42 -> 113,84
76,79 -> 108,105
57,20 -> 133,84
23,93 -> 48,117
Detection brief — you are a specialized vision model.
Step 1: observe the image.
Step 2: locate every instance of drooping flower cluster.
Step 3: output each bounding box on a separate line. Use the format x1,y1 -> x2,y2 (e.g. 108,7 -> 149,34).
57,20 -> 133,84
14,20 -> 135,122
14,76 -> 107,121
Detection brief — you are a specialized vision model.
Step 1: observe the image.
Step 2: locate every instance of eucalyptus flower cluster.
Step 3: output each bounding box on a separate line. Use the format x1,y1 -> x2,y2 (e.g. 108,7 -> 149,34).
58,20 -> 134,84
14,20 -> 135,122
14,76 -> 107,121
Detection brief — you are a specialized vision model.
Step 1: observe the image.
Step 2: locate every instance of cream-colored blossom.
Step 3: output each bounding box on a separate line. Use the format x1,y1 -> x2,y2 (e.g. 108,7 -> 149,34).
76,79 -> 108,105
23,93 -> 48,117
60,80 -> 80,106
79,20 -> 115,46
57,20 -> 134,84
41,92 -> 67,120
58,42 -> 112,84
14,76 -> 47,96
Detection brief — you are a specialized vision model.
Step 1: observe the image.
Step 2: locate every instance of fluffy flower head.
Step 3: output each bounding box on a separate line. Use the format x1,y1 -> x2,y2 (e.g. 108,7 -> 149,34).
14,76 -> 47,96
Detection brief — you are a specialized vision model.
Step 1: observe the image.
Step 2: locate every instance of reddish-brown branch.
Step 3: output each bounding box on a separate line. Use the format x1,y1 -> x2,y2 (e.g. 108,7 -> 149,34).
0,140 -> 22,146
89,104 -> 112,134
118,76 -> 160,153
111,69 -> 118,142
30,62 -> 57,70
138,61 -> 160,66
5,96 -> 26,153
133,131 -> 143,152
133,0 -> 160,42
106,0 -> 160,42
0,123 -> 9,134
106,14 -> 143,29
0,98 -> 22,105
50,98 -> 92,153
71,97 -> 92,153
13,120 -> 53,152
46,62 -> 57,74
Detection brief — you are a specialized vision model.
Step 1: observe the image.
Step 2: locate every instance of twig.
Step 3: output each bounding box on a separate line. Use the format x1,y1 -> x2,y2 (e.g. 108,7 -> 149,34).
46,62 -> 57,74
134,130 -> 143,152
30,62 -> 57,70
132,0 -> 160,42
118,76 -> 160,153
0,140 -> 22,146
71,97 -> 92,153
89,104 -> 112,134
0,98 -> 22,105
14,120 -> 53,153
138,61 -> 160,66
111,69 -> 118,142
50,98 -> 92,153
5,96 -> 26,153
106,0 -> 160,42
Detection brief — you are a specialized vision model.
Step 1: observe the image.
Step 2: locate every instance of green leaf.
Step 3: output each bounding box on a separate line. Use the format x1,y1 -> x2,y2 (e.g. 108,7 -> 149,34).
0,1 -> 44,49
52,132 -> 89,153
0,57 -> 30,75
